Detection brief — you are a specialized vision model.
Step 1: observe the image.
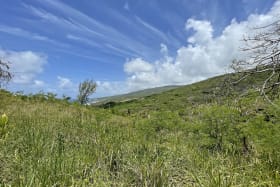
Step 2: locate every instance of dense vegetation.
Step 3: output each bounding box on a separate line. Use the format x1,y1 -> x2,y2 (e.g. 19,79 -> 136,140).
0,73 -> 280,186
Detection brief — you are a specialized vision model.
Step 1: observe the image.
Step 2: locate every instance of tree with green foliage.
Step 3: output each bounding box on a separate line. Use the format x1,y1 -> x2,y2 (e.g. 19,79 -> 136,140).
0,59 -> 12,87
77,79 -> 97,104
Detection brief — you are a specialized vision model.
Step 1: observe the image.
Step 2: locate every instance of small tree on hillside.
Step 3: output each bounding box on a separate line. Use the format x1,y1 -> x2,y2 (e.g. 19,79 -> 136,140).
0,59 -> 12,87
77,79 -> 97,104
232,19 -> 280,105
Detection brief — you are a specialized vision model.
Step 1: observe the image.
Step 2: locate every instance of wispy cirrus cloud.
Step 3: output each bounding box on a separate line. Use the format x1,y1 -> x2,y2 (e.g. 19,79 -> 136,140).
23,0 -> 168,59
0,25 -> 68,47
66,34 -> 102,48
0,25 -> 48,42
66,34 -> 137,58
135,16 -> 169,43
25,4 -> 104,38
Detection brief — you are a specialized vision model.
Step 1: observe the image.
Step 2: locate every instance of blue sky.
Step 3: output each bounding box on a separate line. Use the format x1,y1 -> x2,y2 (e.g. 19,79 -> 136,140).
0,0 -> 278,98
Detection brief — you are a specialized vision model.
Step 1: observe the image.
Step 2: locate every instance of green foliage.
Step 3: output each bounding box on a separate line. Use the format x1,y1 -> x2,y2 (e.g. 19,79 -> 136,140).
78,79 -> 97,104
0,77 -> 280,186
195,104 -> 241,152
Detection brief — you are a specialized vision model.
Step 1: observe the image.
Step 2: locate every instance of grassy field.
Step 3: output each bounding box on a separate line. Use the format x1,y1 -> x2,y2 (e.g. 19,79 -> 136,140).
0,74 -> 280,186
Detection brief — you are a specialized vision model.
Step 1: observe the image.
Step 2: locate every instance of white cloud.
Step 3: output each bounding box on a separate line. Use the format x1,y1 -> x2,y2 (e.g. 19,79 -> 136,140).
185,19 -> 213,45
96,81 -> 126,97
122,1 -> 280,92
57,76 -> 74,90
33,80 -> 46,87
124,58 -> 154,74
0,49 -> 47,84
160,43 -> 168,56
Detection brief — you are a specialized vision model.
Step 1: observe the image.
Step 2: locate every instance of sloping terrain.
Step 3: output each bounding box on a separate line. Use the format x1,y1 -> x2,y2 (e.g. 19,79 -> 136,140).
98,72 -> 265,112
0,72 -> 280,186
91,85 -> 180,105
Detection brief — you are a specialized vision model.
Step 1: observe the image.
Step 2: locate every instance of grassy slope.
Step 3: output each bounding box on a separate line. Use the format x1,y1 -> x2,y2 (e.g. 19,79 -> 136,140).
91,85 -> 180,105
0,73 -> 280,186
99,74 -> 256,112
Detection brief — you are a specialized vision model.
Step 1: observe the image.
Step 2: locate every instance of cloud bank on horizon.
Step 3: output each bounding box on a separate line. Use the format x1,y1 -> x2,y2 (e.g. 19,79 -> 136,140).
100,1 -> 280,95
103,0 -> 280,95
0,0 -> 279,98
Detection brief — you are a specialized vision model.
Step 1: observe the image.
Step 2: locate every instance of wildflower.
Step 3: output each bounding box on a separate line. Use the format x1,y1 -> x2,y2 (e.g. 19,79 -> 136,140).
0,113 -> 8,127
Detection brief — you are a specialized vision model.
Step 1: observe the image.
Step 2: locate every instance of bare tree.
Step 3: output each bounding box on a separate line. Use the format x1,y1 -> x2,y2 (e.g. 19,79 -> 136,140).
77,79 -> 97,104
231,19 -> 280,105
0,59 -> 12,87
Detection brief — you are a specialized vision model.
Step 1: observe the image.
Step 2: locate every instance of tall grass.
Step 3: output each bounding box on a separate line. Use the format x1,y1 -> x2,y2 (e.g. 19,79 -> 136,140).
0,90 -> 280,186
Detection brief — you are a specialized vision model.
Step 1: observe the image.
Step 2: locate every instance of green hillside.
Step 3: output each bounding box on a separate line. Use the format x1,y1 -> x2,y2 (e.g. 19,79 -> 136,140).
91,85 -> 180,105
97,72 -> 264,111
1,73 -> 280,186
